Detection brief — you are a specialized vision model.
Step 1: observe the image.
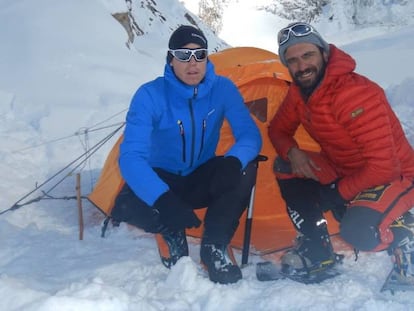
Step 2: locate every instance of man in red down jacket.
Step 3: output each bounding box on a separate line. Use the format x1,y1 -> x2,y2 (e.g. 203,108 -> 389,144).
268,22 -> 414,278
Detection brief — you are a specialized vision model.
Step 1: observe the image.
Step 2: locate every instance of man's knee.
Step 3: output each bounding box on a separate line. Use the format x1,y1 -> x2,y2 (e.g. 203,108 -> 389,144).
340,206 -> 382,251
272,156 -> 317,201
277,177 -> 319,205
273,156 -> 296,180
240,159 -> 259,190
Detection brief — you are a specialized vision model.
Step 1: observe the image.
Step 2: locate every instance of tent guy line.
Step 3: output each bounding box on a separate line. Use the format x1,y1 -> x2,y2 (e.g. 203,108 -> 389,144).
3,124 -> 124,215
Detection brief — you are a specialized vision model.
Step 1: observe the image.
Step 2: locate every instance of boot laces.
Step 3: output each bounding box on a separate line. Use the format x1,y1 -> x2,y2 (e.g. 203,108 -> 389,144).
202,244 -> 235,271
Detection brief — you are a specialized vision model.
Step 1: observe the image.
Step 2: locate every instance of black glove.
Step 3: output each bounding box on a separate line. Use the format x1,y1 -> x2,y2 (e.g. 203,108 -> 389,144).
319,181 -> 348,222
211,156 -> 242,194
153,190 -> 201,231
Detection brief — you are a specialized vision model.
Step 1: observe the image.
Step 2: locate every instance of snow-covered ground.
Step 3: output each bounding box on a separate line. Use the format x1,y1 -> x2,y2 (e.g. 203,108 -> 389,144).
1,0 -> 414,310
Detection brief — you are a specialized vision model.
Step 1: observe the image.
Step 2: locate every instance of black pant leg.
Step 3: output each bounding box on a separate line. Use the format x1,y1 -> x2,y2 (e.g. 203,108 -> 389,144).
190,158 -> 257,245
277,177 -> 325,240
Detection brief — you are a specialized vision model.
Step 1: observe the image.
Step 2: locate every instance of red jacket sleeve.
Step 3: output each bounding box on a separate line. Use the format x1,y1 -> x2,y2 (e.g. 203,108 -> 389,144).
268,89 -> 301,159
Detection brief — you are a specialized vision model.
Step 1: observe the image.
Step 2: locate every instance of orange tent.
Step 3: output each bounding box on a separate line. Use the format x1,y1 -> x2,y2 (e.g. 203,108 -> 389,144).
88,47 -> 339,255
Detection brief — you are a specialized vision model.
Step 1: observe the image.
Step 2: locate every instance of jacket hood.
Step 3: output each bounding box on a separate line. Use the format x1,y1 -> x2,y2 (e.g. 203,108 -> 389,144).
325,44 -> 356,78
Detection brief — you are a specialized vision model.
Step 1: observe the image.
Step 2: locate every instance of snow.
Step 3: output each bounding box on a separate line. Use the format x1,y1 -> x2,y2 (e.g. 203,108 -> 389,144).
1,0 -> 414,310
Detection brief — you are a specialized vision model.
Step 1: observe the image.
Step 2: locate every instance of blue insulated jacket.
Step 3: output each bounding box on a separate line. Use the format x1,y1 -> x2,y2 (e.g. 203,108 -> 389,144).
119,60 -> 262,206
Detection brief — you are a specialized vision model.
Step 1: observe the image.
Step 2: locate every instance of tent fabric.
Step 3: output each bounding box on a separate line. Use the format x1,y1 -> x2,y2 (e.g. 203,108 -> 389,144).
88,47 -> 339,255
88,135 -> 125,213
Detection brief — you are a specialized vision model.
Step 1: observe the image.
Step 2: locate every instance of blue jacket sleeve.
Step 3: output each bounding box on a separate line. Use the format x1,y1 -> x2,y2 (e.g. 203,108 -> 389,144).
119,86 -> 169,206
221,78 -> 262,168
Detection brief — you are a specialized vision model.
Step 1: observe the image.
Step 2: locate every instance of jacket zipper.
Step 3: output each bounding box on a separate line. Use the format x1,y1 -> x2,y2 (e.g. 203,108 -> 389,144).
178,87 -> 201,167
198,119 -> 206,160
188,87 -> 201,167
177,120 -> 186,162
189,99 -> 196,167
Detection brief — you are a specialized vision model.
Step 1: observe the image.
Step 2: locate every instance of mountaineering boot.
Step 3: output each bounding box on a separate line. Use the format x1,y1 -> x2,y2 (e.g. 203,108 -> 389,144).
281,220 -> 342,276
200,243 -> 242,284
155,227 -> 189,268
389,211 -> 414,277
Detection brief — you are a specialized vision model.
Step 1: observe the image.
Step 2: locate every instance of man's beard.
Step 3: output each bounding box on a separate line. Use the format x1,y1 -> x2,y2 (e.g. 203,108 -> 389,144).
293,61 -> 327,99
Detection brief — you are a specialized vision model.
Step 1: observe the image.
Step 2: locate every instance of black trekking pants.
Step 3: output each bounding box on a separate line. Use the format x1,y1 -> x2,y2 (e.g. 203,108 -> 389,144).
112,156 -> 257,245
274,156 -> 330,241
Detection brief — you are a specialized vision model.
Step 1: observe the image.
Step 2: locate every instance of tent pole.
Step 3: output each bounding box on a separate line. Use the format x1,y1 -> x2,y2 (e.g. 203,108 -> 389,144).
241,155 -> 268,267
76,173 -> 84,240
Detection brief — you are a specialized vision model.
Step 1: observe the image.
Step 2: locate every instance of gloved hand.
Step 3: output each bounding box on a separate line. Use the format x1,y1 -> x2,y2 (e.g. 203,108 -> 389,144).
319,180 -> 348,222
211,156 -> 242,194
153,190 -> 201,231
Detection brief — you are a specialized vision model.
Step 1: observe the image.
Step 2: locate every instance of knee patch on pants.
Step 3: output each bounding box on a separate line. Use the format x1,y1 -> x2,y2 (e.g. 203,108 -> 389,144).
340,206 -> 382,251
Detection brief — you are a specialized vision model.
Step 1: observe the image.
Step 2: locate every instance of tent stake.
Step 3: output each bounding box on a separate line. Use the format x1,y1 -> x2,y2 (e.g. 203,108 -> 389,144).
76,173 -> 84,240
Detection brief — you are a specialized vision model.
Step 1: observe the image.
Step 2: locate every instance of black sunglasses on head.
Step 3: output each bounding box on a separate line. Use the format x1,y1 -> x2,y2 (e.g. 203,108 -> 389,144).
169,48 -> 208,62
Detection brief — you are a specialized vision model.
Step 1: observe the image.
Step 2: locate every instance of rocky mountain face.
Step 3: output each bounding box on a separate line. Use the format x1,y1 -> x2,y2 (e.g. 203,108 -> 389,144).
110,0 -> 228,51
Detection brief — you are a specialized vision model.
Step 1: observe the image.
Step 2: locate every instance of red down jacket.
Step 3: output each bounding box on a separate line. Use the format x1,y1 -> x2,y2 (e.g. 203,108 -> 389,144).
268,44 -> 414,200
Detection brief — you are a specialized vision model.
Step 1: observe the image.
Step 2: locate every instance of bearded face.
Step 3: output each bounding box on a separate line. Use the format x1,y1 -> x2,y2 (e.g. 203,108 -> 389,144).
291,57 -> 327,97
284,43 -> 329,98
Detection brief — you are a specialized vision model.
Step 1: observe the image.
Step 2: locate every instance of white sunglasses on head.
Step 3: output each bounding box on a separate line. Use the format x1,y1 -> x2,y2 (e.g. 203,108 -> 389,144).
278,23 -> 318,45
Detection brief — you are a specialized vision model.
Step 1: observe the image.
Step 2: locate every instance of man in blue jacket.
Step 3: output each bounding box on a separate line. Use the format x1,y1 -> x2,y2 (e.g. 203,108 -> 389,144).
111,25 -> 262,284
